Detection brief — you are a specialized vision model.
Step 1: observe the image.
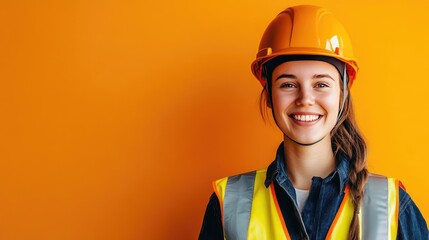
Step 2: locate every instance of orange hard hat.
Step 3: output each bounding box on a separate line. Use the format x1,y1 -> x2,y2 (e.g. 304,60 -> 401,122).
251,5 -> 358,86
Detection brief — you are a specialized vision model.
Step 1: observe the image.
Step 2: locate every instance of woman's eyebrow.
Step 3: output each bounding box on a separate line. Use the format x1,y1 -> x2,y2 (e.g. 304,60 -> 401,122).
275,73 -> 336,81
275,74 -> 296,81
313,74 -> 335,81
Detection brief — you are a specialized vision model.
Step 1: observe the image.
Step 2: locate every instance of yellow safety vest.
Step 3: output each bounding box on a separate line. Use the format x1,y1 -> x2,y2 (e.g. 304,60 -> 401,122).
214,168 -> 399,240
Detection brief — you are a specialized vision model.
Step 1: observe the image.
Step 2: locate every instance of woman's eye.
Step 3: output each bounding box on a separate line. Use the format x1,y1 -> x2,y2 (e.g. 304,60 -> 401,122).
316,83 -> 329,88
280,83 -> 296,88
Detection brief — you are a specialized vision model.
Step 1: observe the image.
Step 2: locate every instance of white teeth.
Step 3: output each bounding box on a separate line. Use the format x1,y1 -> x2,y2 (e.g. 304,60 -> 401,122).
293,115 -> 320,122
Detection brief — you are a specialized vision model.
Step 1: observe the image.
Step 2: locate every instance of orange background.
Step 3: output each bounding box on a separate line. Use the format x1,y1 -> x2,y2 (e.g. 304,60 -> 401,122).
1,0 -> 428,239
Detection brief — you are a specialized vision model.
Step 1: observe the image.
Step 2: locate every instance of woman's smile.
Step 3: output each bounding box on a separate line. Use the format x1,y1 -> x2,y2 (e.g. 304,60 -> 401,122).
290,112 -> 322,121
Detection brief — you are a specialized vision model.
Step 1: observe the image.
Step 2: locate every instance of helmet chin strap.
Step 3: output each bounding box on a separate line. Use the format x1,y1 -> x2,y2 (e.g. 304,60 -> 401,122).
284,134 -> 327,146
337,64 -> 348,122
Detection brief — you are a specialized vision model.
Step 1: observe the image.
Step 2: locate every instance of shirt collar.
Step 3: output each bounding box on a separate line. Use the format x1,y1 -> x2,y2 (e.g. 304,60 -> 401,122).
264,142 -> 350,193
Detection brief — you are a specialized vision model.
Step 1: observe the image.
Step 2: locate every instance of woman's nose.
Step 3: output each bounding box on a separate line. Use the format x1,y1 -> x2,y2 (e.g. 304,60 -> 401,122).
295,87 -> 315,106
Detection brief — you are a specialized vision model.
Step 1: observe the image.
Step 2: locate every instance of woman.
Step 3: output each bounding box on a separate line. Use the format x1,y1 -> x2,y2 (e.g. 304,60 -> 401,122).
199,5 -> 427,240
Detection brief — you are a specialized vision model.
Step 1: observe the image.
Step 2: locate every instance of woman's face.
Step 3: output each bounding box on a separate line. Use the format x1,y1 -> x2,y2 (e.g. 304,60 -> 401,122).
270,60 -> 341,145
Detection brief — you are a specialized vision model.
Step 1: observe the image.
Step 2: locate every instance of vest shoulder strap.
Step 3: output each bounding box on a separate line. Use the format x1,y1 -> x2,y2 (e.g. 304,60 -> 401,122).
218,170 -> 258,240
361,174 -> 399,240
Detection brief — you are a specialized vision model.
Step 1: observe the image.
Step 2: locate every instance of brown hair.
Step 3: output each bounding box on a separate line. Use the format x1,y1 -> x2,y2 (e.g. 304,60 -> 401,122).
260,62 -> 368,240
331,94 -> 368,240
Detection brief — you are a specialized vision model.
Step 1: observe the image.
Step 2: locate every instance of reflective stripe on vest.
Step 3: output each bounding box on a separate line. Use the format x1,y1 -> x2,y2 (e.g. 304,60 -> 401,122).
213,169 -> 399,240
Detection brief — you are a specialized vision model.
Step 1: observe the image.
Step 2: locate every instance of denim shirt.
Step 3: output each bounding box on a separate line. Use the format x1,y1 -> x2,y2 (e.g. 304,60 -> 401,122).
199,143 -> 428,240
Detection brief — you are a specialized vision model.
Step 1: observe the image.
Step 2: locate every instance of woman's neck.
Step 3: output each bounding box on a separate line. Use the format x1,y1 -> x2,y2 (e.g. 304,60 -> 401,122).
283,135 -> 336,190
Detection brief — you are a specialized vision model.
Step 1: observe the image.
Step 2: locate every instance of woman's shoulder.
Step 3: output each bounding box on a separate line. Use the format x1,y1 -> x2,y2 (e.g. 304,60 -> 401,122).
367,173 -> 427,228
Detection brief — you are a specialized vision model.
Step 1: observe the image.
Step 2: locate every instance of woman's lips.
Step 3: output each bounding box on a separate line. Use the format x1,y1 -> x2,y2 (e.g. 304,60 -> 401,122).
289,113 -> 322,125
292,114 -> 320,121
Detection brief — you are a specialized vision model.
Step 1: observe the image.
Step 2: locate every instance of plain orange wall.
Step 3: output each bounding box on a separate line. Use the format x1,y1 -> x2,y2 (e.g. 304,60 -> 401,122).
1,0 -> 428,239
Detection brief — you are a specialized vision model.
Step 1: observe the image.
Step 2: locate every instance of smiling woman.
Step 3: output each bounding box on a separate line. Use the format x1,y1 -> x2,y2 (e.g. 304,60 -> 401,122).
199,5 -> 428,240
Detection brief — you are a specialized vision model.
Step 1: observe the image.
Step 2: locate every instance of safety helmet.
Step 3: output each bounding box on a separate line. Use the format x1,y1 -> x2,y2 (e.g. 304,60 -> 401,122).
251,5 -> 358,86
